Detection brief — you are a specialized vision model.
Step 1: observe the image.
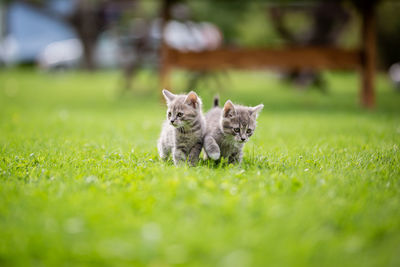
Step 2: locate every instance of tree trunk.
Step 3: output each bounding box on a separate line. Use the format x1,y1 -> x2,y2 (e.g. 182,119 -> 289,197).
70,0 -> 101,71
0,3 -> 7,42
76,29 -> 96,70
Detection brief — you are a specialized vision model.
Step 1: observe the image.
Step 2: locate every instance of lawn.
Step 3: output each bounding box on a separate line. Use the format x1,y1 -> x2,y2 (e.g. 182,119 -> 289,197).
0,69 -> 399,266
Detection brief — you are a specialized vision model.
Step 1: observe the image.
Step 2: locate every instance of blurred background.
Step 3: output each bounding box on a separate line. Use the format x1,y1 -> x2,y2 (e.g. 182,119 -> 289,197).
1,0 -> 400,94
1,2 -> 400,265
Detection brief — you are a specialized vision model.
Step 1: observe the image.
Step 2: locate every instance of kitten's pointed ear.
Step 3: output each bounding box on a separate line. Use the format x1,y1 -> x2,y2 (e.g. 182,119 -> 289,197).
250,104 -> 264,117
223,100 -> 236,118
184,91 -> 200,108
162,89 -> 176,103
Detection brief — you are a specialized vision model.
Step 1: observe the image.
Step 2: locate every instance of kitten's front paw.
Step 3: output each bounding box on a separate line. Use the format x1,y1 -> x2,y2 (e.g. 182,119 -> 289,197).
208,151 -> 220,160
188,158 -> 199,167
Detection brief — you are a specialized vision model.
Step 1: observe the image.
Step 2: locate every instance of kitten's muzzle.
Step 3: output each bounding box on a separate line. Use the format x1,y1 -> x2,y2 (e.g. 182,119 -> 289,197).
170,119 -> 178,127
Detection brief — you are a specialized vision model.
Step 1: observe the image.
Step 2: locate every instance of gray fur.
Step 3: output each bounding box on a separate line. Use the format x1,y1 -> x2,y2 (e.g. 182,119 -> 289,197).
158,89 -> 205,166
203,100 -> 263,164
213,95 -> 219,107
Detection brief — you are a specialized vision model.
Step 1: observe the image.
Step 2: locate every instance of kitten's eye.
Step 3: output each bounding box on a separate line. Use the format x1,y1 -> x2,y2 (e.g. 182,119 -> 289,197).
177,112 -> 183,117
168,112 -> 171,117
233,128 -> 240,133
246,129 -> 252,134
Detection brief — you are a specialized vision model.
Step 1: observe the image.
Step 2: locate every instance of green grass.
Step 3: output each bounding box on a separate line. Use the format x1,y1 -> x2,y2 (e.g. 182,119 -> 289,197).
0,69 -> 399,266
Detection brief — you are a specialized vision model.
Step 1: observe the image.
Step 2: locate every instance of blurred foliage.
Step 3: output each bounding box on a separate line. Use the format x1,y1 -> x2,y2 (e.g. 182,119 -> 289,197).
235,3 -> 284,48
187,0 -> 250,45
377,1 -> 400,67
336,3 -> 361,49
185,0 -> 361,48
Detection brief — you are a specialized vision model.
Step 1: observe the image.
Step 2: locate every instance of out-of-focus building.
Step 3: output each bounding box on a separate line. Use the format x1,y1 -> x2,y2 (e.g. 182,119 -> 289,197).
1,1 -> 77,65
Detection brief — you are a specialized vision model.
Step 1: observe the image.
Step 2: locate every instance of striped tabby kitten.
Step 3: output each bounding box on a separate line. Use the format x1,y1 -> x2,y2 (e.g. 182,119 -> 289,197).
204,97 -> 263,164
158,89 -> 205,166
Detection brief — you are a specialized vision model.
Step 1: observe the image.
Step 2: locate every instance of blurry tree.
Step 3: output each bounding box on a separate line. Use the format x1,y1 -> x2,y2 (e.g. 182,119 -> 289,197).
116,0 -> 161,90
67,0 -> 108,70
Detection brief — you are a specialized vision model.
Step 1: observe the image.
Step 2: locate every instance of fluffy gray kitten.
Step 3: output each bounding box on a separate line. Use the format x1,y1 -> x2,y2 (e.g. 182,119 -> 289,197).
203,97 -> 263,164
158,89 -> 205,166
